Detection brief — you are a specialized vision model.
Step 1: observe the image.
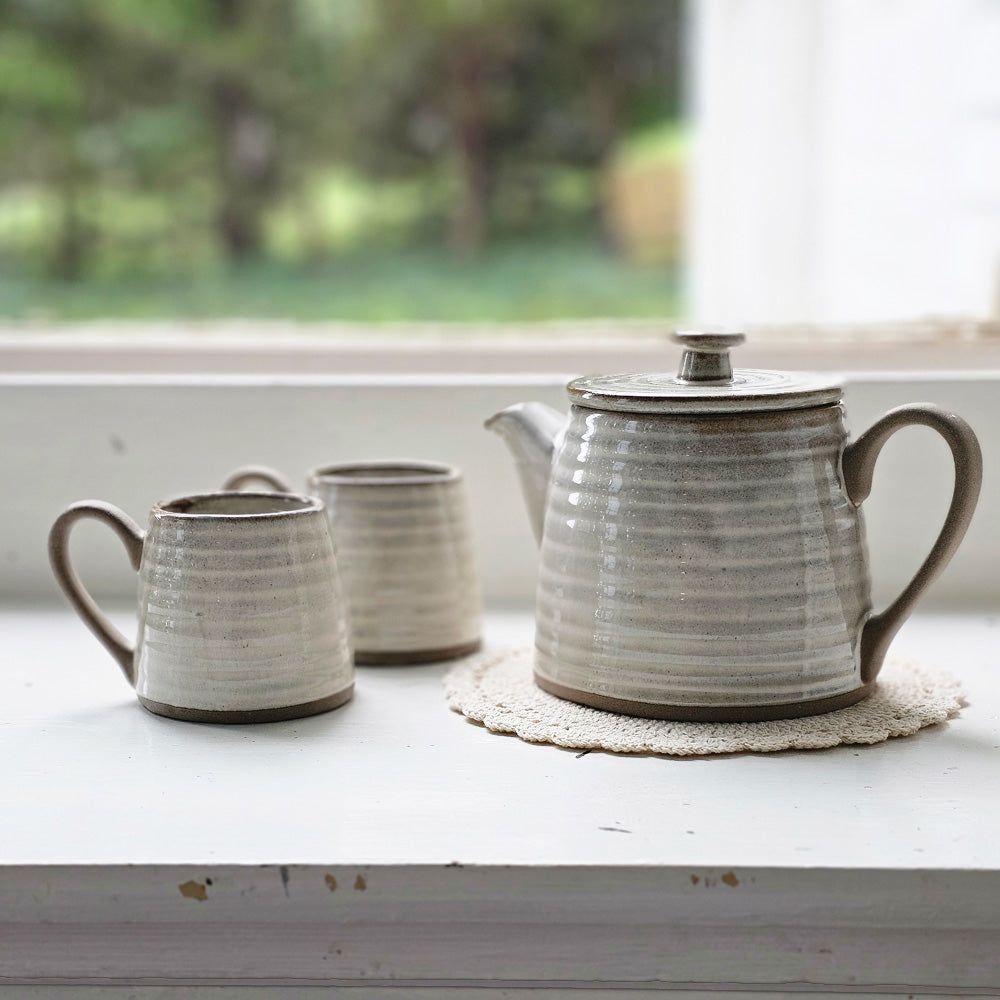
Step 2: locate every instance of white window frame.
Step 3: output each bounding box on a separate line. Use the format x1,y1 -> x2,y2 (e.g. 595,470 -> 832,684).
1,317 -> 1000,375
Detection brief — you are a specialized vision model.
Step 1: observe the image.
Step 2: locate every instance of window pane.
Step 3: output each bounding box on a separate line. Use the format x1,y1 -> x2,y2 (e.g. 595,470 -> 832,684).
0,0 -> 686,324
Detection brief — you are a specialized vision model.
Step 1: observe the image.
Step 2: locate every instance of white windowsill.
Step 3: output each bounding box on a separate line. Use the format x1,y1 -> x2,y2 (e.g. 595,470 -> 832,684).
4,606 -> 996,870
2,316 -> 999,373
1,607 -> 998,990
2,358 -> 998,989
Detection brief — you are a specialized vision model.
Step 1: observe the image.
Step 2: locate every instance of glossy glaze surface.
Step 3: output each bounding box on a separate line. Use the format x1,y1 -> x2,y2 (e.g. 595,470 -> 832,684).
135,493 -> 354,712
309,463 -> 481,660
568,368 -> 842,413
534,404 -> 871,708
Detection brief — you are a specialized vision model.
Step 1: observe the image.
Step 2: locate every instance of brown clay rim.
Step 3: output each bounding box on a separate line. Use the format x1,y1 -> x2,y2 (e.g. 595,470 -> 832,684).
309,460 -> 460,487
535,673 -> 874,722
138,683 -> 354,724
153,491 -> 323,519
356,637 -> 482,665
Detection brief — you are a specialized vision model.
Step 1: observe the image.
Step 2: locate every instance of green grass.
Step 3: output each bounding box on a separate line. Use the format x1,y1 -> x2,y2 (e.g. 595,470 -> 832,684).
0,237 -> 682,322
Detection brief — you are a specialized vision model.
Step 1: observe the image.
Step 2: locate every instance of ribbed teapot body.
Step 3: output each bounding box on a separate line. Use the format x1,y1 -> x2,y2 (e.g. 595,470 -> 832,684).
534,403 -> 872,716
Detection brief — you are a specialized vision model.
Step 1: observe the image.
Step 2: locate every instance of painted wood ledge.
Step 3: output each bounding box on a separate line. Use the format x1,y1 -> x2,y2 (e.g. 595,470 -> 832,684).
0,609 -> 998,990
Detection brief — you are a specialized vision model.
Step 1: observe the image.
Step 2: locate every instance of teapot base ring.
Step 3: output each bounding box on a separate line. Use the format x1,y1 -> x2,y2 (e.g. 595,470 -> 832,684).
534,674 -> 874,723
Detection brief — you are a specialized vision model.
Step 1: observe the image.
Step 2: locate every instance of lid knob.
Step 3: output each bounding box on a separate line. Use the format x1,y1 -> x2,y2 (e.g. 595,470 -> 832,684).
672,330 -> 745,384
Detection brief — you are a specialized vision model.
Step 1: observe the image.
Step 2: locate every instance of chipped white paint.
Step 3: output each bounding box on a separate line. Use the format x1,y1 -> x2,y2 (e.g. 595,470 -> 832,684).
1,610 -> 1000,990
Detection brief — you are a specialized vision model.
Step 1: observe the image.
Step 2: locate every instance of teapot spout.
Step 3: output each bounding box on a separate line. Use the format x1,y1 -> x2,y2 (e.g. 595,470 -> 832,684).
485,401 -> 566,546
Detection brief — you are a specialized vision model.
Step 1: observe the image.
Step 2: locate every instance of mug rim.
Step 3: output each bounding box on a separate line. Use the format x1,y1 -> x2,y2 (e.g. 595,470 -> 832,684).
308,460 -> 460,486
152,491 -> 324,519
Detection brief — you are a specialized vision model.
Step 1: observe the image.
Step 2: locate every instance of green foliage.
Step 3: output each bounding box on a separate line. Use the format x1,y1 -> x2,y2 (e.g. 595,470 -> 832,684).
0,31 -> 84,112
0,0 -> 685,316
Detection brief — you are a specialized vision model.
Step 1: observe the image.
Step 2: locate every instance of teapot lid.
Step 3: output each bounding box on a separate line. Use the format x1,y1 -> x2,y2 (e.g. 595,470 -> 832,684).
567,331 -> 842,414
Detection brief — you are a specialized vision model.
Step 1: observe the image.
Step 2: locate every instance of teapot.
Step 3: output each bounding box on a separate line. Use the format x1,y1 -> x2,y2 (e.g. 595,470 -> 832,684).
486,331 -> 982,722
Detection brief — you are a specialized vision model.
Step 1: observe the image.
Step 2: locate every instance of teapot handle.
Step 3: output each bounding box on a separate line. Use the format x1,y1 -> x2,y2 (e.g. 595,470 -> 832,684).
842,404 -> 982,684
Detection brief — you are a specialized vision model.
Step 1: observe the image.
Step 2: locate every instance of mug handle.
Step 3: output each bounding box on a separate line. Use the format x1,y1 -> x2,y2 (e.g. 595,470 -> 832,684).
222,465 -> 294,492
48,501 -> 145,686
842,403 -> 983,684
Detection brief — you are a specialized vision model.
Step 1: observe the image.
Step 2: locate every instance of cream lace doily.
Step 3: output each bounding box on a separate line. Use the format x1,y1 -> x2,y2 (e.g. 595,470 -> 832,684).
444,646 -> 963,756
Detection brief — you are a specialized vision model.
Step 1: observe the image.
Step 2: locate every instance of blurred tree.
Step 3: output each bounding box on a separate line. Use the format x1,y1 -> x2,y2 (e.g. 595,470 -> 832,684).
340,0 -> 682,256
1,0 -> 112,276
0,0 -> 682,275
0,0 -> 348,272
193,0 -> 349,260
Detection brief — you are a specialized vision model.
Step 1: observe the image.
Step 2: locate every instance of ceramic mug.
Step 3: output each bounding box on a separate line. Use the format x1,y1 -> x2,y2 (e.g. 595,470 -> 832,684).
223,462 -> 482,663
48,491 -> 354,722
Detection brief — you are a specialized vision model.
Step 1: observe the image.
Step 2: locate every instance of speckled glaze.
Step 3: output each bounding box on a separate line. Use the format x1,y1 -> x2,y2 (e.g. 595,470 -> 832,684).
535,404 -> 870,711
486,332 -> 983,721
48,492 -> 354,722
224,462 -> 483,663
308,463 -> 482,663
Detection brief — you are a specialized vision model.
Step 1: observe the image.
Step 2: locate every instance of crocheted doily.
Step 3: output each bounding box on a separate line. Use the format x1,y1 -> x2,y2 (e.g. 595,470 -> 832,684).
444,646 -> 963,756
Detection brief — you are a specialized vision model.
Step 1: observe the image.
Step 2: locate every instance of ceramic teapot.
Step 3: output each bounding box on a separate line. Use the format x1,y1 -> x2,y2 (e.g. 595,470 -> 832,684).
486,331 -> 982,722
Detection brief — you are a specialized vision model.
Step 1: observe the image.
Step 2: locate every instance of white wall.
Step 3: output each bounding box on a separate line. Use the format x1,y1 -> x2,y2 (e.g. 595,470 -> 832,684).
3,374 -> 997,611
690,0 -> 1000,323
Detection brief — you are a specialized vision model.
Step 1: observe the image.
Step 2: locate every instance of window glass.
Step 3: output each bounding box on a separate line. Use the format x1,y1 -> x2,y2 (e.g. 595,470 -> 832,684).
0,0 -> 996,370
0,0 -> 685,324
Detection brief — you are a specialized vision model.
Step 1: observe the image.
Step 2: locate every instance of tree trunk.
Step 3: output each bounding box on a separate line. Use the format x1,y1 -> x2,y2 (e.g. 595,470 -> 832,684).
210,0 -> 279,262
53,141 -> 86,280
588,41 -> 626,254
448,43 -> 491,258
211,79 -> 277,262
